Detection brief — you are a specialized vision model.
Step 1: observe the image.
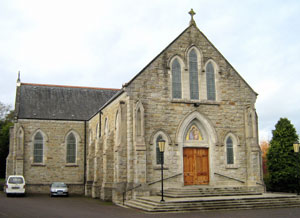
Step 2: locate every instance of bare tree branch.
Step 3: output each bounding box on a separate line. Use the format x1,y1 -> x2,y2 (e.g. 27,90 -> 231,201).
0,101 -> 11,120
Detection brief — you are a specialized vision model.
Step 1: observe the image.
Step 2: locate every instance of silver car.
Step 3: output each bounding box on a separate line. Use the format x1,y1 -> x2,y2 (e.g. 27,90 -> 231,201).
50,182 -> 68,197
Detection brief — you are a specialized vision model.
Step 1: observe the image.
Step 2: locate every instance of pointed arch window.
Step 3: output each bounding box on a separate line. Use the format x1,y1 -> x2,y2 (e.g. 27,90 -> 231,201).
104,118 -> 108,135
226,136 -> 234,165
33,132 -> 43,163
172,58 -> 182,99
17,128 -> 24,153
189,49 -> 199,100
206,62 -> 216,100
96,123 -> 99,138
115,110 -> 121,145
136,108 -> 141,137
156,135 -> 164,164
66,133 -> 76,163
248,112 -> 253,138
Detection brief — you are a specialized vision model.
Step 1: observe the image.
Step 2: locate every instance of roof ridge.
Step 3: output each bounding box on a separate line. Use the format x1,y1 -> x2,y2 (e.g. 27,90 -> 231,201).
21,83 -> 120,91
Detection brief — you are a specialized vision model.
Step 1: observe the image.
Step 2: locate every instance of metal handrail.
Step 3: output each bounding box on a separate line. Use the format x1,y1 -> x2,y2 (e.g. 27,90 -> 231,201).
256,182 -> 265,186
122,184 -> 142,205
122,173 -> 182,205
214,172 -> 245,183
147,173 -> 182,186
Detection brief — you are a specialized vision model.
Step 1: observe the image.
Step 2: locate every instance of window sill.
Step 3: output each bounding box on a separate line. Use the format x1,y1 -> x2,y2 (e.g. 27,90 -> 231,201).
65,164 -> 79,167
225,164 -> 238,169
171,99 -> 220,105
31,163 -> 46,167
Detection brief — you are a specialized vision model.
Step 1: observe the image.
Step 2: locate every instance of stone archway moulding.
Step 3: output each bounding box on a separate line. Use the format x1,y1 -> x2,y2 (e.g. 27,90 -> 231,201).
175,110 -> 219,186
175,110 -> 218,146
149,129 -> 172,145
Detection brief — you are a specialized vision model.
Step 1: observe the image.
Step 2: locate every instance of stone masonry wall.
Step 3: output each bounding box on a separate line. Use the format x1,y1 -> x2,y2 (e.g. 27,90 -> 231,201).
15,119 -> 85,194
99,93 -> 128,201
86,114 -> 99,197
123,24 -> 262,193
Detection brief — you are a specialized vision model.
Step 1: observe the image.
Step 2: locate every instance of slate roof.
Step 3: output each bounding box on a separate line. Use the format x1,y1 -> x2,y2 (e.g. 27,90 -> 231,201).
16,83 -> 120,121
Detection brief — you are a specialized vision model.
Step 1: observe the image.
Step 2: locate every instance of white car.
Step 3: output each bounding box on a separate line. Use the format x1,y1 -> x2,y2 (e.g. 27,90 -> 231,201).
50,182 -> 69,197
5,175 -> 26,197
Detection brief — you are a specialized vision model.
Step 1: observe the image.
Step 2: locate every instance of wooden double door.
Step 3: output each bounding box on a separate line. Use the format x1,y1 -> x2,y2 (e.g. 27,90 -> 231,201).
183,148 -> 209,185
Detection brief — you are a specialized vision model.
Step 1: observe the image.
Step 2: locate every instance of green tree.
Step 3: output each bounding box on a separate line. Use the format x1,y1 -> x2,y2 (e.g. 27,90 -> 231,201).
266,118 -> 299,193
0,102 -> 14,178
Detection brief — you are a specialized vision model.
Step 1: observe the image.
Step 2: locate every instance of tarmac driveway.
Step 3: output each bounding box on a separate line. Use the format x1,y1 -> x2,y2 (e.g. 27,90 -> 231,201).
0,192 -> 300,218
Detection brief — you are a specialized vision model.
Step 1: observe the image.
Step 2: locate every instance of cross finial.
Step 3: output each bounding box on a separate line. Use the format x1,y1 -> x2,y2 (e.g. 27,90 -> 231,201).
189,9 -> 196,26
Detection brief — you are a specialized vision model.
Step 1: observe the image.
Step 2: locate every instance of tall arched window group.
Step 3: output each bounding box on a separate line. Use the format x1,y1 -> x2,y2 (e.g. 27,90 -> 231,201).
171,48 -> 216,101
32,130 -> 77,164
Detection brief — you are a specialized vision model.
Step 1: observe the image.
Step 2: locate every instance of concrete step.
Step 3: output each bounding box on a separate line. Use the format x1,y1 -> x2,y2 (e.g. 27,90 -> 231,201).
162,192 -> 262,198
160,187 -> 262,198
125,194 -> 300,212
136,197 -> 300,207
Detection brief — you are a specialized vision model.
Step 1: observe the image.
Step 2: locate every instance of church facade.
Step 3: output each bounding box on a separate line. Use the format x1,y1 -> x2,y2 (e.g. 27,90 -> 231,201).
6,12 -> 264,203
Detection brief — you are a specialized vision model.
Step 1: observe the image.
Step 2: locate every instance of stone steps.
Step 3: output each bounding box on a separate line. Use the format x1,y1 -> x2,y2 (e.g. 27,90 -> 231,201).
160,187 -> 262,198
125,195 -> 300,212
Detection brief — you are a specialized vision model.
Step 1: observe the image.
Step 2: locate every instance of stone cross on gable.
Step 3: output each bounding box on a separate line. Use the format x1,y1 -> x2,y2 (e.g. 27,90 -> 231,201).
189,9 -> 196,26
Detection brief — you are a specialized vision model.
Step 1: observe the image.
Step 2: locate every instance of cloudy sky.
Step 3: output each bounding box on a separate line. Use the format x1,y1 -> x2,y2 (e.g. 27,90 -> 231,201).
0,0 -> 299,142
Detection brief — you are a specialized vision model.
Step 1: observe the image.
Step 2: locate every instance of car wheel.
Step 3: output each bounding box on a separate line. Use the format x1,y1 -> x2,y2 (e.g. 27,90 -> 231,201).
6,193 -> 10,197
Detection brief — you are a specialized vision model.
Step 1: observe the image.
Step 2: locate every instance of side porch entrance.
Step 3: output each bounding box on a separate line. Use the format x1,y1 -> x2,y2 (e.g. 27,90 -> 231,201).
183,147 -> 209,185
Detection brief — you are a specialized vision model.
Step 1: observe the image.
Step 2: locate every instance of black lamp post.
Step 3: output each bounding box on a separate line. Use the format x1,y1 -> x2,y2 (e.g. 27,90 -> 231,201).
293,140 -> 300,195
158,138 -> 166,203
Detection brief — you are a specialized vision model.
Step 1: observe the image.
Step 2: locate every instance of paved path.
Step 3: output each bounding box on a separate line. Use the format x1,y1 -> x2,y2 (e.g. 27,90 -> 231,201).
0,192 -> 300,218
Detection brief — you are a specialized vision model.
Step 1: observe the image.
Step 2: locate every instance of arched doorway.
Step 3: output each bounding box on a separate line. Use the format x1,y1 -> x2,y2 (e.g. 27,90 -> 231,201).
183,124 -> 209,185
176,111 -> 217,186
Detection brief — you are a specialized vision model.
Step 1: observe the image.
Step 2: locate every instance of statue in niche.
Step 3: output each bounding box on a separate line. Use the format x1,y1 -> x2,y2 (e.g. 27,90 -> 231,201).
186,125 -> 202,141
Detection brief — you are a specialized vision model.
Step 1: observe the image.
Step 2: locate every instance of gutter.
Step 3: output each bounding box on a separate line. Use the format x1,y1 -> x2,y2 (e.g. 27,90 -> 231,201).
83,121 -> 87,189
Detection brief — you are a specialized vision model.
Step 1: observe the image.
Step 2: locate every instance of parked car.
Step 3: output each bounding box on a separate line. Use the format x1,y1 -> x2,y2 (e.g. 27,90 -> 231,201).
5,175 -> 26,197
50,182 -> 68,197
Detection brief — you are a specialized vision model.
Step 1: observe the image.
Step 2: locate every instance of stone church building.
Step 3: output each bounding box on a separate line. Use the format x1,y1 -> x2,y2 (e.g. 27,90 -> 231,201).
6,11 -> 264,203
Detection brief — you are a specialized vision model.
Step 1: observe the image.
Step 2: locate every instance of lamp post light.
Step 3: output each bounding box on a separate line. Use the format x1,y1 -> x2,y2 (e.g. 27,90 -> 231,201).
158,138 -> 166,203
293,140 -> 300,195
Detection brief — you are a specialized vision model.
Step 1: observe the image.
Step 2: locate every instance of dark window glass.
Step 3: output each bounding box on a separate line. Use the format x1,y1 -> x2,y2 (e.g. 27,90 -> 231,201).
226,137 -> 234,164
67,133 -> 76,163
156,135 -> 164,164
137,109 -> 141,136
172,59 -> 182,99
33,132 -> 43,163
206,62 -> 216,100
189,49 -> 199,100
8,177 -> 24,184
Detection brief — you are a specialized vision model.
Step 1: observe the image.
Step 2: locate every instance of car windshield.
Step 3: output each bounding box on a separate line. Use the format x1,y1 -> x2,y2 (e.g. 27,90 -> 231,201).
8,177 -> 24,184
52,183 -> 67,188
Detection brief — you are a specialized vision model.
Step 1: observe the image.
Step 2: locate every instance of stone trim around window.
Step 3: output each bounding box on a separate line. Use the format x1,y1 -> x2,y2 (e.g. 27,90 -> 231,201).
224,133 -> 239,169
171,99 -> 220,106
